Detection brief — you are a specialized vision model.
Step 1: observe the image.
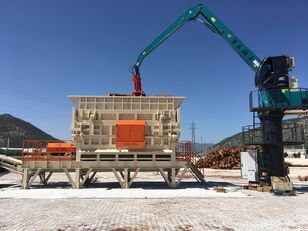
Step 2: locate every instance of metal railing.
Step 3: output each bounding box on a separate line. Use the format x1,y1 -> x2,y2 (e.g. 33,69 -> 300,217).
242,122 -> 305,145
242,123 -> 263,145
249,88 -> 308,112
176,141 -> 193,161
22,140 -> 76,161
176,141 -> 204,175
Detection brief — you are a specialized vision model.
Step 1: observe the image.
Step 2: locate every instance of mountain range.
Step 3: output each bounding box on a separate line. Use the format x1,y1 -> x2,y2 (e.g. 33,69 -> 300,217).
0,114 -> 56,148
213,116 -> 308,149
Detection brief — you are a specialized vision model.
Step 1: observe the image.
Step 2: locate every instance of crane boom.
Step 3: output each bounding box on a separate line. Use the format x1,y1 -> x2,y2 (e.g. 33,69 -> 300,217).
134,4 -> 262,74
132,4 -> 263,95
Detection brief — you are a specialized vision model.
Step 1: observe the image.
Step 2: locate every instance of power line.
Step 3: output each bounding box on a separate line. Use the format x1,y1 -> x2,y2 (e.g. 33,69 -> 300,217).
0,103 -> 67,118
0,87 -> 71,107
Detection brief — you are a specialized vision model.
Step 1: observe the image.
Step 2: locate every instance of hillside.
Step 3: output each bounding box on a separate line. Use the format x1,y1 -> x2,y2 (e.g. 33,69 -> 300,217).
213,116 -> 308,149
212,132 -> 243,149
194,142 -> 214,152
0,114 -> 57,148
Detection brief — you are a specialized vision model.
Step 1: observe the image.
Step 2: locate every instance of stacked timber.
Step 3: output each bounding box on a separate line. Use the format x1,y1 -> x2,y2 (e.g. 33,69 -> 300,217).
196,146 -> 259,169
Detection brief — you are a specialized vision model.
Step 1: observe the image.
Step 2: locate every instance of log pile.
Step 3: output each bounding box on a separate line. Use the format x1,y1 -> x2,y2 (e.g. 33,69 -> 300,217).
298,175 -> 308,181
196,146 -> 259,169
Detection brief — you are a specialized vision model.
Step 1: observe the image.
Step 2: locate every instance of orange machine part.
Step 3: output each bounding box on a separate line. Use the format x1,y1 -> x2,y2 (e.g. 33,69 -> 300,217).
22,140 -> 76,161
116,120 -> 145,148
46,142 -> 76,153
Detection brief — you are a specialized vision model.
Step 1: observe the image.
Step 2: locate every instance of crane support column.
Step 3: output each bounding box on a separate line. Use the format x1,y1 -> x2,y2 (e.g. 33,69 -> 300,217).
258,111 -> 285,178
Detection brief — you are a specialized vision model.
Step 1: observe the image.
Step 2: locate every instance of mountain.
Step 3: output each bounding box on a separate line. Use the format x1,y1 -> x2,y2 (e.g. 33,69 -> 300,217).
194,142 -> 214,152
212,132 -> 243,149
213,116 -> 308,149
0,114 -> 57,148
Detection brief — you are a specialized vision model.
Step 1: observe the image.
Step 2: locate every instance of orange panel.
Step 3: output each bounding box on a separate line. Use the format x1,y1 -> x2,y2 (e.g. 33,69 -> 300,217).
46,142 -> 76,153
116,125 -> 131,142
116,120 -> 145,125
116,120 -> 145,148
47,143 -> 74,148
130,125 -> 145,142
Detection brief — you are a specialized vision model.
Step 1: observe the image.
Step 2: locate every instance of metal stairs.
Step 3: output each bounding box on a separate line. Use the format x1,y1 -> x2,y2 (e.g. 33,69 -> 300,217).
189,162 -> 205,183
177,141 -> 205,183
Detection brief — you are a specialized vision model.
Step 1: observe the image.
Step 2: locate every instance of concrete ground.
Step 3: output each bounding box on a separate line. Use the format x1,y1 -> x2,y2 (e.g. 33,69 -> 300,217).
0,165 -> 308,231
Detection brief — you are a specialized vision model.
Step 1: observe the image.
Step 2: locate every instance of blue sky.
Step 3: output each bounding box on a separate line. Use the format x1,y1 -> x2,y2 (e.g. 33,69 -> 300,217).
1,0 -> 308,143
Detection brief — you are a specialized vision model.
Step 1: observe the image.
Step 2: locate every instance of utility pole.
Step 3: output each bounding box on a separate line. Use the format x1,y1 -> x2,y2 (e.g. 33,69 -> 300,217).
189,121 -> 196,151
6,136 -> 10,155
200,136 -> 203,152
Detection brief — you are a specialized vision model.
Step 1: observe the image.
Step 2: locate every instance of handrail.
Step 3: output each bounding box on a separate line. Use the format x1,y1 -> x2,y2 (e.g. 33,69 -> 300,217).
22,140 -> 76,161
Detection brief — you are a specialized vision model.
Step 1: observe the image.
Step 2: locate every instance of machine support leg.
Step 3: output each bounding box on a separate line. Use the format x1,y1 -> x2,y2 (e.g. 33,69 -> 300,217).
128,168 -> 140,188
119,171 -> 124,179
75,168 -> 81,189
128,170 -> 131,183
171,168 -> 176,188
167,169 -> 172,182
112,168 -> 124,188
113,168 -> 130,188
89,171 -> 97,182
27,168 -> 42,188
176,167 -> 188,188
123,168 -> 129,189
45,172 -> 53,184
159,168 -> 172,187
39,172 -> 46,184
84,171 -> 97,186
160,168 -> 185,188
64,169 -> 76,188
38,171 -> 52,185
80,168 -> 93,187
21,168 -> 30,189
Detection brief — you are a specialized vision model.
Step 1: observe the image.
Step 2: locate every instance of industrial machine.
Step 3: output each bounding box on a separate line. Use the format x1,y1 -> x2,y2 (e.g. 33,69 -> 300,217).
13,95 -> 205,189
131,4 -> 308,189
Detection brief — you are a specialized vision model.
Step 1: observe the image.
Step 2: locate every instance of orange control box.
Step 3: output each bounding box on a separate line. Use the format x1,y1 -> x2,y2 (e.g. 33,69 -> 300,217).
46,142 -> 76,153
116,120 -> 145,148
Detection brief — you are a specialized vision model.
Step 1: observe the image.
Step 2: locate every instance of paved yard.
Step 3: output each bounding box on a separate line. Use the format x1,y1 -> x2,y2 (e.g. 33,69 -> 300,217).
0,196 -> 307,231
0,169 -> 307,231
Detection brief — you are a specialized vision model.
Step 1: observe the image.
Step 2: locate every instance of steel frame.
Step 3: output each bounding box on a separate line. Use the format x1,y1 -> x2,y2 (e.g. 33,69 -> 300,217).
20,162 -> 194,189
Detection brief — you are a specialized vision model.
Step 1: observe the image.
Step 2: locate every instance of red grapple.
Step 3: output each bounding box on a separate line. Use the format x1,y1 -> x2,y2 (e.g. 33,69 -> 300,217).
132,74 -> 145,96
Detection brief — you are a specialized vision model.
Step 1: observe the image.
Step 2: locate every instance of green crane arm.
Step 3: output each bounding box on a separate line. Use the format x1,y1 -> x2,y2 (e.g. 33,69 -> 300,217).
133,4 -> 262,76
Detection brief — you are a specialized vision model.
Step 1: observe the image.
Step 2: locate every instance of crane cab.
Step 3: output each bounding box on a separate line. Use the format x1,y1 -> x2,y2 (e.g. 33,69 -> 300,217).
255,55 -> 295,90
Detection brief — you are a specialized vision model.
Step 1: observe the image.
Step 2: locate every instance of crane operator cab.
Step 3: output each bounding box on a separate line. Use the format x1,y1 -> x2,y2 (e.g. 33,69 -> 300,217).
253,56 -> 308,110
255,55 -> 295,90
